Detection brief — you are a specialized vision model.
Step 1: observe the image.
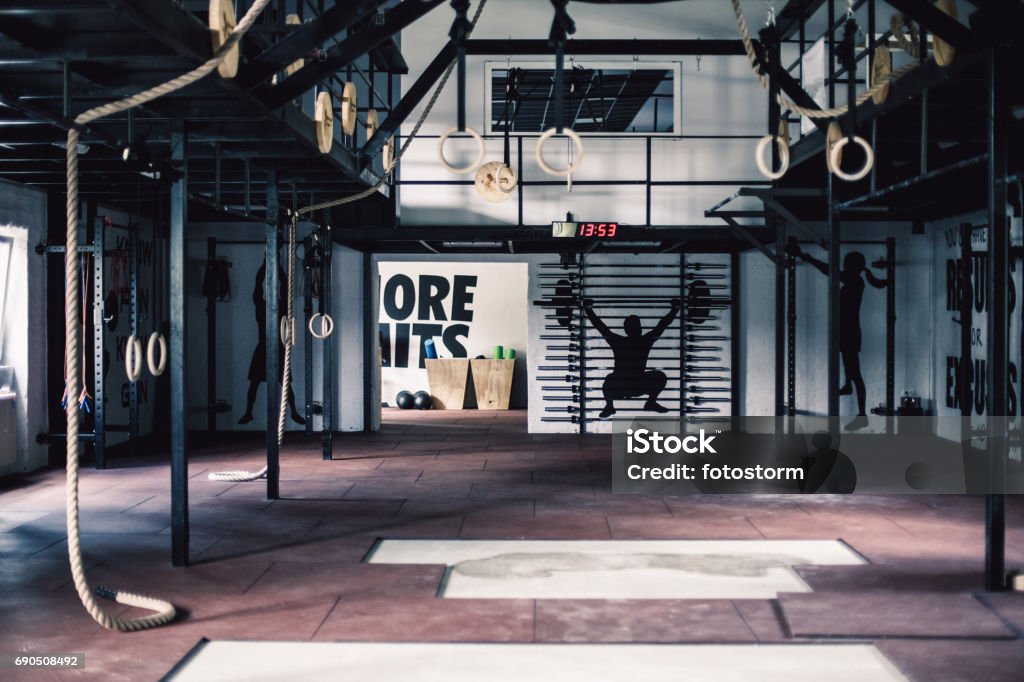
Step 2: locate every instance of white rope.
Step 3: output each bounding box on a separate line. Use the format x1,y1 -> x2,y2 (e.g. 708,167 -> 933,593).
64,0 -> 272,633
730,0 -> 920,120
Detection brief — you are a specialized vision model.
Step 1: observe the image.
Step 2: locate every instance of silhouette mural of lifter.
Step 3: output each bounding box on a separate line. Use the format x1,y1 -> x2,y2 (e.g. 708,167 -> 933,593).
788,244 -> 887,431
583,298 -> 681,418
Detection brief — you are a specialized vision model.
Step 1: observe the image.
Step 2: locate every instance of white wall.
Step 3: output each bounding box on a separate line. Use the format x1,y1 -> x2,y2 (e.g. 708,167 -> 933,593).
739,223 -> 933,425
377,260 -> 529,408
0,179 -> 48,474
396,0 -> 768,226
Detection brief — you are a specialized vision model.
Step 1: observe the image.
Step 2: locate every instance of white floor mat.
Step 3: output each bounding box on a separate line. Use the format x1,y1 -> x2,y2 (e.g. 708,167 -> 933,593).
367,539 -> 866,599
167,642 -> 907,682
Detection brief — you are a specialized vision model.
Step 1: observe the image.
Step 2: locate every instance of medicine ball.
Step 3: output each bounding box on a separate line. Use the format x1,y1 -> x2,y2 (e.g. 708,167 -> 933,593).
413,391 -> 432,410
395,391 -> 414,410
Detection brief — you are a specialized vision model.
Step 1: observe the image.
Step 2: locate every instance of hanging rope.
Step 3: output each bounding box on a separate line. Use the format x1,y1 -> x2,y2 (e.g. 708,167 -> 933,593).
208,0 -> 490,484
730,0 -> 920,120
63,0 -> 272,633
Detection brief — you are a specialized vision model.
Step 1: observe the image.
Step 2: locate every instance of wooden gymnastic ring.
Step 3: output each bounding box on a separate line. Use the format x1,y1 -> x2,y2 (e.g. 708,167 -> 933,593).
314,91 -> 334,154
280,316 -> 295,346
535,127 -> 585,177
871,45 -> 892,105
438,127 -> 485,175
474,161 -> 517,203
825,121 -> 843,174
125,335 -> 143,383
146,332 -> 167,377
341,82 -> 358,136
308,313 -> 334,339
755,134 -> 790,180
383,137 -> 395,170
366,108 -> 379,140
932,0 -> 958,66
284,14 -> 304,76
830,135 -> 874,182
208,0 -> 239,79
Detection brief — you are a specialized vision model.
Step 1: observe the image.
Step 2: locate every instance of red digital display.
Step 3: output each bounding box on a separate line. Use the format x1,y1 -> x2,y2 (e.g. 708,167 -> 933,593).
577,222 -> 618,238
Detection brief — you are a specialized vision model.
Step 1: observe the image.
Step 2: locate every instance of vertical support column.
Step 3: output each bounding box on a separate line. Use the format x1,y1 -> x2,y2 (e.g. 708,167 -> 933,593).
774,220 -> 785,418
645,137 -> 652,226
786,238 -> 797,431
169,121 -> 189,567
321,225 -> 334,459
92,223 -> 105,469
985,46 -> 1009,592
265,172 -> 281,500
362,250 -> 375,432
827,179 -> 840,422
886,237 -> 896,435
129,226 -> 139,449
205,238 -> 217,432
304,234 -> 314,437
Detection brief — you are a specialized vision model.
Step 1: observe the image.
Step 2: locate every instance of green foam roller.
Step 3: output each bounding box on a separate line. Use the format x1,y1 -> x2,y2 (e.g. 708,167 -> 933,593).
493,345 -> 504,359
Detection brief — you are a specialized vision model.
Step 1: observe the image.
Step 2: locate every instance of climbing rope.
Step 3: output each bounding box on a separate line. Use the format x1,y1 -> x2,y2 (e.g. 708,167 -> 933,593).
730,0 -> 920,120
63,0 -> 272,633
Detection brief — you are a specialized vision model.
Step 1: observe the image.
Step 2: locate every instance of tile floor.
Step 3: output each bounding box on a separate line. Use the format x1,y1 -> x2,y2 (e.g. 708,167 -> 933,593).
0,409 -> 1022,681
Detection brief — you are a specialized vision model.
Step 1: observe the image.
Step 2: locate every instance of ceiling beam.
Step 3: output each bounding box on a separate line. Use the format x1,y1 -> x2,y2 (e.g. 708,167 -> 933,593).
885,0 -> 974,50
265,0 -> 445,108
464,39 -> 748,56
239,0 -> 388,87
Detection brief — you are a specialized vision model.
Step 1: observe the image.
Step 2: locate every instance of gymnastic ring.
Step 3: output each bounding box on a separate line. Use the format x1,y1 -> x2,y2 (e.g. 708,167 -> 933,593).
754,134 -> 790,180
535,127 -> 584,177
146,332 -> 167,377
125,335 -> 143,383
438,127 -> 485,175
208,0 -> 239,79
308,313 -> 334,339
829,136 -> 874,182
340,81 -> 358,136
279,316 -> 295,346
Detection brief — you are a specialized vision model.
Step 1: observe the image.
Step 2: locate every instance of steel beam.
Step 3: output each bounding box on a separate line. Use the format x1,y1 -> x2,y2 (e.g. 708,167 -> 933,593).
169,121 -> 189,567
240,0 -> 389,87
266,0 -> 446,107
358,42 -> 455,165
984,45 -> 1008,592
464,39 -> 747,56
886,0 -> 973,49
265,170 -> 281,500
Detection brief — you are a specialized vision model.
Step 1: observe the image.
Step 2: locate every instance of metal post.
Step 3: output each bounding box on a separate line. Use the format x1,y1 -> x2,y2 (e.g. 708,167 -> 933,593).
322,225 -> 334,459
206,237 -> 217,432
827,178 -> 840,423
265,174 -> 281,500
787,237 -> 797,430
775,220 -> 785,418
92,222 -> 105,469
128,226 -> 139,450
577,254 -> 586,434
169,121 -> 189,567
886,237 -> 896,435
985,46 -> 1009,592
304,233 -> 314,436
646,137 -> 652,226
363,250 -> 374,432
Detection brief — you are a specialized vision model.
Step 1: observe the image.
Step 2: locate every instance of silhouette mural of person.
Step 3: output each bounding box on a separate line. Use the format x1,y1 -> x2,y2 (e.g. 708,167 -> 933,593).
583,297 -> 681,418
789,244 -> 887,431
239,260 -> 305,426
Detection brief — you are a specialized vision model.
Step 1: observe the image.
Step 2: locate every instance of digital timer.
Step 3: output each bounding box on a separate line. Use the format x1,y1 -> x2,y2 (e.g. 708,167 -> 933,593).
552,221 -> 620,238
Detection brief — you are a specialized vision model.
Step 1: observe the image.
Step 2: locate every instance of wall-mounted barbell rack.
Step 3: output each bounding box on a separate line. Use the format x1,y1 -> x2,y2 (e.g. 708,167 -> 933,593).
535,254 -> 736,433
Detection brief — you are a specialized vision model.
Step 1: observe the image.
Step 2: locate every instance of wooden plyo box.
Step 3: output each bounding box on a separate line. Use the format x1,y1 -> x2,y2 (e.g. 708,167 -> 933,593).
470,359 -> 515,410
424,359 -> 470,409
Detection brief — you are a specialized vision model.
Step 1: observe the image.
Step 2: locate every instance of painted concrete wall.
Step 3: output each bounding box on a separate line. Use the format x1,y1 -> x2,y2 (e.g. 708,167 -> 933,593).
0,179 -> 48,474
183,223 -> 366,433
739,223 -> 933,426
